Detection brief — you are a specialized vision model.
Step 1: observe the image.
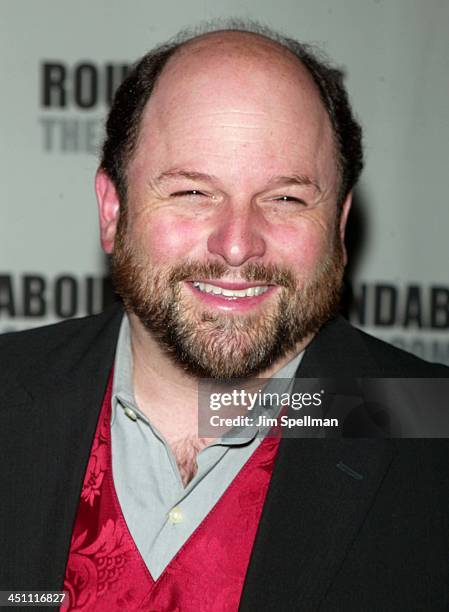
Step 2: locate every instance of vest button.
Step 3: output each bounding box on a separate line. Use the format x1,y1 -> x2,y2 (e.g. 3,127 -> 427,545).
168,506 -> 183,524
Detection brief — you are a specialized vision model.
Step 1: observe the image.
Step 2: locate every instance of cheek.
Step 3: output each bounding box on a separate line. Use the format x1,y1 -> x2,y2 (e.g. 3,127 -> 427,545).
133,215 -> 207,263
269,221 -> 333,274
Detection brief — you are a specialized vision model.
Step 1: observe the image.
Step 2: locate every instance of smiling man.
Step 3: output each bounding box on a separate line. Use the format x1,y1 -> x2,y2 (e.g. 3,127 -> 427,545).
1,22 -> 448,612
100,29 -> 349,383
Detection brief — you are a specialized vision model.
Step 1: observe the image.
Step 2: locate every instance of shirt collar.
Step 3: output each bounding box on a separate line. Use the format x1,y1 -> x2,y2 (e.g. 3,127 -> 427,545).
111,314 -> 136,426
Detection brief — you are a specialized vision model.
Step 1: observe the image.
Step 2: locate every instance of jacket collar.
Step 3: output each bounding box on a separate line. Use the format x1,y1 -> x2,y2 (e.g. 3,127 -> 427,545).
297,315 -> 381,378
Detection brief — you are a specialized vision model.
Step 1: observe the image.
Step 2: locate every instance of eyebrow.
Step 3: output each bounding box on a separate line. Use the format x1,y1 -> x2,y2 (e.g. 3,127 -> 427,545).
153,170 -> 321,194
267,174 -> 322,194
154,170 -> 219,184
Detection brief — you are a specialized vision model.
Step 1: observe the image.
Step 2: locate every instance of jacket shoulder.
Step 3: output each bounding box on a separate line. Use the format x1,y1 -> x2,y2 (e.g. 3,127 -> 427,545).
0,304 -> 123,375
350,322 -> 449,376
305,315 -> 449,378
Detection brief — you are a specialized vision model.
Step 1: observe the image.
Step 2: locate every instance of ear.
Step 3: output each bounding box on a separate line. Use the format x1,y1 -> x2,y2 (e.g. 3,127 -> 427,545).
95,169 -> 120,254
338,192 -> 353,266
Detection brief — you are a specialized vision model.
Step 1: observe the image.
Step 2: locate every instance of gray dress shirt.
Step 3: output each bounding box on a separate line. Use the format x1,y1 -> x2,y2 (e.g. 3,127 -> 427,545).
111,315 -> 303,579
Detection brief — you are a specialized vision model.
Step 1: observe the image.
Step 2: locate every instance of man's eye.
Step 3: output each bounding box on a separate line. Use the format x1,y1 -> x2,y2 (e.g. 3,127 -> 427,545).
170,190 -> 206,198
272,195 -> 306,205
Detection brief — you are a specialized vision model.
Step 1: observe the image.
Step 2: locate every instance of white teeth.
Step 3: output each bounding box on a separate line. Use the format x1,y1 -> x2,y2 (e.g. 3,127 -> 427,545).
192,282 -> 269,298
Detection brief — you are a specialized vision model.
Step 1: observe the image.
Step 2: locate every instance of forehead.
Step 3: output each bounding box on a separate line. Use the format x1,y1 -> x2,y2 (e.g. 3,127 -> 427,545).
130,31 -> 337,191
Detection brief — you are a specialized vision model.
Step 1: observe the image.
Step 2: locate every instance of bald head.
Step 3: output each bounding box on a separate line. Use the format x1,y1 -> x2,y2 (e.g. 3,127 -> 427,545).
128,30 -> 338,212
100,23 -> 363,206
152,29 -> 327,124
174,29 -> 309,68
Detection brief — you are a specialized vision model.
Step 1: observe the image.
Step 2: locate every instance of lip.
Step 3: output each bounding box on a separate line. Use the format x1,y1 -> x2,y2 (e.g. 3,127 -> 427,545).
185,280 -> 277,312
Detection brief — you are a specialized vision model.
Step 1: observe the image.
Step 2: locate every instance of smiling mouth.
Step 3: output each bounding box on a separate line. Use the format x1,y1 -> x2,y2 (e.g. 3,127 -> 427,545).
192,281 -> 270,298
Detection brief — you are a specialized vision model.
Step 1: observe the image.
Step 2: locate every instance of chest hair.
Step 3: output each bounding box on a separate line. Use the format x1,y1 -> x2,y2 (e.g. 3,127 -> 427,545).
170,437 -> 210,487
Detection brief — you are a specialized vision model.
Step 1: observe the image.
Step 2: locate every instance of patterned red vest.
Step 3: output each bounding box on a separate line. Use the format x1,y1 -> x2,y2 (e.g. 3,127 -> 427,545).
62,374 -> 280,611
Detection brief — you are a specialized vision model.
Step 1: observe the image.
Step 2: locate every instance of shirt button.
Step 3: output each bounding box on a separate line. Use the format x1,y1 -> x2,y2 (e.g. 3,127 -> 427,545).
124,406 -> 137,421
168,506 -> 183,524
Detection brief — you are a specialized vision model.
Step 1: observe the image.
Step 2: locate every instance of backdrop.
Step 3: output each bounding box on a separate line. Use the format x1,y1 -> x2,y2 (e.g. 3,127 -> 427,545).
1,0 -> 448,364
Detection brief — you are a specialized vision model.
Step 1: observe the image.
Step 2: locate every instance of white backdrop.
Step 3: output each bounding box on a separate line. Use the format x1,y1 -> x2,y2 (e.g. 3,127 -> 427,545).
1,0 -> 448,364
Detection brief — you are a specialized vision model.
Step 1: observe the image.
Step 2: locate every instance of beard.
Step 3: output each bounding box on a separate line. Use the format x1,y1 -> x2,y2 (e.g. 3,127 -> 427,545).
111,220 -> 345,380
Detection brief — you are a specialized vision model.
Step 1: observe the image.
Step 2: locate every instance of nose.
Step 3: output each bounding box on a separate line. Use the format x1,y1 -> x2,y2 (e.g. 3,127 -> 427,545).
207,201 -> 267,267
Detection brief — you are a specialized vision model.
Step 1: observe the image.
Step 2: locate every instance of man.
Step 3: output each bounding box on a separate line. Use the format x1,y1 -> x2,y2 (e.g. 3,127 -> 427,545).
1,22 -> 448,612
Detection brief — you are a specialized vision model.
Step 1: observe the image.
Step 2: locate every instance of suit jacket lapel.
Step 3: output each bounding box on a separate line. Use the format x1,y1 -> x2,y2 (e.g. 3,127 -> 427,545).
239,316 -> 395,610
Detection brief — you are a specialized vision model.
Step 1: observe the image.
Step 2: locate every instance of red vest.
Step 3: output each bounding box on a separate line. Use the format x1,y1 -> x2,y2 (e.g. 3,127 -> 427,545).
62,374 -> 280,611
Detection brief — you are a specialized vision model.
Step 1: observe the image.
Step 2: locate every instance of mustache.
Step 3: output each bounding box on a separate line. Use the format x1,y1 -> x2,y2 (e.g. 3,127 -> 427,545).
168,260 -> 297,290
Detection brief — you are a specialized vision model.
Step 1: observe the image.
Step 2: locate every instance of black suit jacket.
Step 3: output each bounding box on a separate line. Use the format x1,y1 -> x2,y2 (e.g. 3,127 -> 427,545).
1,304 -> 448,611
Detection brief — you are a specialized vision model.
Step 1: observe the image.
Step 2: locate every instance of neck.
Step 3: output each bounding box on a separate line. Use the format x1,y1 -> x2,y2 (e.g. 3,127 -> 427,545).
129,311 -> 312,430
128,312 -> 312,484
